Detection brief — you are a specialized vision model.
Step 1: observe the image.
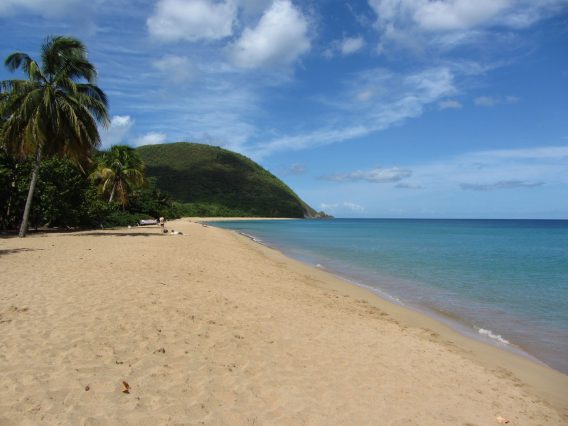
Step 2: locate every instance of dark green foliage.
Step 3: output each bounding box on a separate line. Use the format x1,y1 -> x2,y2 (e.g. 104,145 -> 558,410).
0,149 -> 29,229
0,152 -> 95,229
137,142 -> 317,218
90,145 -> 145,207
0,140 -> 320,230
0,153 -> 179,230
1,35 -> 110,236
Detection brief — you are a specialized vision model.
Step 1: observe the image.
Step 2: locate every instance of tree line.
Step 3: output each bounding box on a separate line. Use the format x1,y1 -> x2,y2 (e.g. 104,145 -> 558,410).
0,36 -> 179,236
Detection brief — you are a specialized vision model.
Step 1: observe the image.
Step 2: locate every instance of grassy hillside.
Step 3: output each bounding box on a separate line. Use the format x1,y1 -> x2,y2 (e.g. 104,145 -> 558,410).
137,142 -> 319,218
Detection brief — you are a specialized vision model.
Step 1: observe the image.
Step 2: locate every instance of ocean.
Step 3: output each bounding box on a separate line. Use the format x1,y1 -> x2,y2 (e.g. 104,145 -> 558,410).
209,219 -> 568,374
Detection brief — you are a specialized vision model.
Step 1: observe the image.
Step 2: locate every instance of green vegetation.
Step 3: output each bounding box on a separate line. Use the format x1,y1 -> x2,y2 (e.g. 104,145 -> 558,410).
0,36 -> 323,232
137,142 -> 319,218
0,141 -> 324,230
90,145 -> 145,208
0,148 -> 179,230
0,36 -> 109,236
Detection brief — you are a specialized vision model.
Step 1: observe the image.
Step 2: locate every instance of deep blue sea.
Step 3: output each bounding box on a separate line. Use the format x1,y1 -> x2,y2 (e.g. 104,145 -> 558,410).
210,219 -> 568,374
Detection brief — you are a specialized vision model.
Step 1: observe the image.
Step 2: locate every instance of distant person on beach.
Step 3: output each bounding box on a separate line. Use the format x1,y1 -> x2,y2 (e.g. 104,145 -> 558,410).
159,217 -> 165,230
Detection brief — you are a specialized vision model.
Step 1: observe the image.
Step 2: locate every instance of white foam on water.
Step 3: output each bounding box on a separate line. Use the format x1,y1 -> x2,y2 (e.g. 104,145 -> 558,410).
478,328 -> 510,345
316,263 -> 324,269
239,232 -> 263,244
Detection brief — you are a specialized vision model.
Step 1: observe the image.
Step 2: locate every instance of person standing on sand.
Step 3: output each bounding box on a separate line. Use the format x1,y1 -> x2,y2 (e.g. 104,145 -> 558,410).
159,217 -> 165,230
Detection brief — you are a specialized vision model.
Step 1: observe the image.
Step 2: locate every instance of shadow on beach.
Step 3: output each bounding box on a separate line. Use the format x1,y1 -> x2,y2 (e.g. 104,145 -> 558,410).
0,248 -> 43,257
73,232 -> 163,237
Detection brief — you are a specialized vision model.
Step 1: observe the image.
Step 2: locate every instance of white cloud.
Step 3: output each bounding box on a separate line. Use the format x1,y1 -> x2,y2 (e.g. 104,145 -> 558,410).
341,36 -> 366,55
367,0 -> 567,52
252,125 -> 372,159
368,0 -> 511,37
134,132 -> 167,146
251,66 -> 456,158
343,202 -> 365,212
474,96 -> 499,106
438,99 -> 462,109
407,145 -> 568,192
148,0 -> 237,42
153,55 -> 194,82
414,0 -> 511,31
324,167 -> 412,183
325,36 -> 366,57
312,145 -> 568,218
100,115 -> 134,149
460,180 -> 544,191
320,202 -> 366,214
229,0 -> 311,69
473,95 -> 520,107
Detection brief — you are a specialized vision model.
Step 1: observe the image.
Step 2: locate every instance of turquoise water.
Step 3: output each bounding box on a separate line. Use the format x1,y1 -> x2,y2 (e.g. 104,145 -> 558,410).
210,219 -> 568,374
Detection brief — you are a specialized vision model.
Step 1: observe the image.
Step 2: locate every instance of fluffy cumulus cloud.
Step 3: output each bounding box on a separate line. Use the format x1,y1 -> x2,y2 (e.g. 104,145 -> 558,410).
368,0 -> 510,39
100,115 -> 134,149
367,0 -> 567,51
153,55 -> 194,82
133,132 -> 168,147
323,167 -> 412,183
148,0 -> 237,42
229,0 -> 311,69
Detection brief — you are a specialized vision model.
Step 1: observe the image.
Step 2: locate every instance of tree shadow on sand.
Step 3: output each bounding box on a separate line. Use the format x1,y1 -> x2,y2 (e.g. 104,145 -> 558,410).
0,248 -> 43,257
73,232 -> 164,237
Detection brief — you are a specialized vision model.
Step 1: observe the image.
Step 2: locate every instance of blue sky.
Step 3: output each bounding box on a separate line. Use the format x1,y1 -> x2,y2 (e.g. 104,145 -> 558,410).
1,0 -> 567,218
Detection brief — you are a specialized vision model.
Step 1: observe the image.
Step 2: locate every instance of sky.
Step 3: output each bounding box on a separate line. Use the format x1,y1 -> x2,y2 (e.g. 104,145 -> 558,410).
1,0 -> 567,218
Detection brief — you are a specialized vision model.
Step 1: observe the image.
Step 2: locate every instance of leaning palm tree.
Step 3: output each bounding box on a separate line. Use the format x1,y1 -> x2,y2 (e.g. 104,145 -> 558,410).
90,145 -> 145,209
0,36 -> 109,237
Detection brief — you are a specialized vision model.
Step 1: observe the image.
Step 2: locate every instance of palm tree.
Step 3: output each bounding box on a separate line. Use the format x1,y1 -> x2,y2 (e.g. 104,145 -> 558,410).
0,36 -> 109,237
90,145 -> 145,209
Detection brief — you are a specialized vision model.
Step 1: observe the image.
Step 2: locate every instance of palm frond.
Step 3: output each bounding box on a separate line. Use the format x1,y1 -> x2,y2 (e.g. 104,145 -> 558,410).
2,36 -> 108,164
4,53 -> 46,83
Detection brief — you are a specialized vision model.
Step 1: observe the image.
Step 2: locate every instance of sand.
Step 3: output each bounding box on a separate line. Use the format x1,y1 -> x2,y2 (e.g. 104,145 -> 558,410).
1,218 -> 567,425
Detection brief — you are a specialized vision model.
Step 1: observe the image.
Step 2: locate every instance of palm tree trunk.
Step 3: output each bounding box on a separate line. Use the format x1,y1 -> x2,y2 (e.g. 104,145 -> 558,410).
19,145 -> 43,238
109,182 -> 116,203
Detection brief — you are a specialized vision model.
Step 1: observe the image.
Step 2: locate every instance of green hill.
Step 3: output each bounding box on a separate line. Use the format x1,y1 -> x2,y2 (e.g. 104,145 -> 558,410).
137,142 -> 320,218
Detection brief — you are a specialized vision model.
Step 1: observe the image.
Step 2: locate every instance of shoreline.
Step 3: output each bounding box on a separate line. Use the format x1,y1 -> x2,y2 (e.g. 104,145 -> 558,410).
204,218 -> 566,375
199,218 -> 568,413
229,229 -> 568,416
1,218 -> 567,423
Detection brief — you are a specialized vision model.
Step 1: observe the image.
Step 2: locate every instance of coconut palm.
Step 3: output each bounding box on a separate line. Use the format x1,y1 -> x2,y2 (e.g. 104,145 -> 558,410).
0,36 -> 109,237
90,145 -> 145,209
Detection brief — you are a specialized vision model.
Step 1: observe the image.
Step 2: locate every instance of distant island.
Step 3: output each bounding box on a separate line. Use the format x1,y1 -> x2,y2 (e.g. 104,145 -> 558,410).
138,142 -> 331,219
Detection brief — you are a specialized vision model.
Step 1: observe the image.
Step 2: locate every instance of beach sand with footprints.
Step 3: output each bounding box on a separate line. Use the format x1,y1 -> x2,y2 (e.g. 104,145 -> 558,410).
1,219 -> 567,424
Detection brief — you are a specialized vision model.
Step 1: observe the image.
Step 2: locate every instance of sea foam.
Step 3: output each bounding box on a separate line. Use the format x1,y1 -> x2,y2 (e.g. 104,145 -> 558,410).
478,328 -> 510,345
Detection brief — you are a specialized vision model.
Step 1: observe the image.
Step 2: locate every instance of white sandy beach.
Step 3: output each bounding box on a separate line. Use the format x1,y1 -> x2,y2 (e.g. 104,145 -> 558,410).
0,218 -> 567,425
